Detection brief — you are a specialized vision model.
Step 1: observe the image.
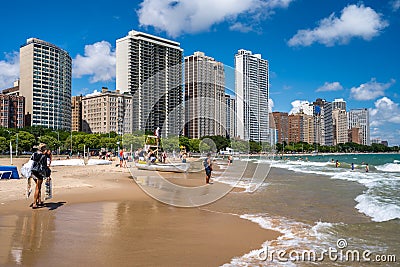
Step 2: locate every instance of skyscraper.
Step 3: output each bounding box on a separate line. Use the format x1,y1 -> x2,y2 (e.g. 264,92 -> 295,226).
71,95 -> 83,132
272,112 -> 289,144
184,52 -> 225,138
225,94 -> 236,139
332,109 -> 348,145
235,49 -> 269,142
116,30 -> 183,137
348,108 -> 370,145
19,38 -> 72,130
313,98 -> 333,146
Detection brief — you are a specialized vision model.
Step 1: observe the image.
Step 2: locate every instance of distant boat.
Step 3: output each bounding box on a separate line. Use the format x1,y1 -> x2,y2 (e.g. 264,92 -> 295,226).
135,162 -> 189,173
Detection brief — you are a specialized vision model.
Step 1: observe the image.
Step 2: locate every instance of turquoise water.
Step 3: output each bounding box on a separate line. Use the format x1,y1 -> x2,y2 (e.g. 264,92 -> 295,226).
211,154 -> 400,266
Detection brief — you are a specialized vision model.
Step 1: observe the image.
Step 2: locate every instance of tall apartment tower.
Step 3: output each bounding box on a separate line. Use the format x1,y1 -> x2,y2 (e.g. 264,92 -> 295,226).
82,88 -> 132,134
116,30 -> 183,137
19,38 -> 72,130
71,95 -> 83,132
313,98 -> 333,146
225,94 -> 236,138
184,52 -> 226,138
272,112 -> 289,144
235,49 -> 269,142
348,108 -> 370,145
332,109 -> 348,145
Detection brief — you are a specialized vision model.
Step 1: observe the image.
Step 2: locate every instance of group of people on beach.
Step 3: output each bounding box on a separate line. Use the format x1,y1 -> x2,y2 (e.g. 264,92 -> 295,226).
28,143 -> 52,209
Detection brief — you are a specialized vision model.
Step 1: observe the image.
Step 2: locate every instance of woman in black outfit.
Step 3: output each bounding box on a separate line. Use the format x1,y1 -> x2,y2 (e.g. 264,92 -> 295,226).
31,143 -> 48,209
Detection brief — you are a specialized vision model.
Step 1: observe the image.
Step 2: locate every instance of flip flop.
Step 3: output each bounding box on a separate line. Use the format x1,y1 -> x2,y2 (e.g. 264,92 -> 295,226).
32,204 -> 38,209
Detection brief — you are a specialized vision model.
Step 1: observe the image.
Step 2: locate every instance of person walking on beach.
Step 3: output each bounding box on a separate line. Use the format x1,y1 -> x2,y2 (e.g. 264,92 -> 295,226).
30,143 -> 49,209
228,155 -> 233,166
204,153 -> 213,184
119,149 -> 124,167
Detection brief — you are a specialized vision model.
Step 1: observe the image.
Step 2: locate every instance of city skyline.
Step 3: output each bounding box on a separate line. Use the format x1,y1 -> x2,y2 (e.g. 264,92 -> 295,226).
0,0 -> 399,145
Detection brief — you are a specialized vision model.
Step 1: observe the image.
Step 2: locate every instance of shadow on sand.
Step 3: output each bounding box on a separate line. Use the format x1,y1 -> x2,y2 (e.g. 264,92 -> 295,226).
30,201 -> 66,210
43,201 -> 66,210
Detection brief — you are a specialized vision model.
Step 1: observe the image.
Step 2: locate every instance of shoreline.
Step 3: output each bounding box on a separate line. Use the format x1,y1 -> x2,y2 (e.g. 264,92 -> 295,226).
0,158 -> 280,266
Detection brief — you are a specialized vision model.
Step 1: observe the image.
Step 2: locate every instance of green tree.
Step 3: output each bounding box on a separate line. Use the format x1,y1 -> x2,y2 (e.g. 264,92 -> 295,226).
161,135 -> 179,152
84,134 -> 101,149
231,140 -> 249,152
122,134 -> 145,150
38,135 -> 59,151
188,138 -> 200,152
10,131 -> 36,152
179,136 -> 190,151
0,136 -> 8,152
249,140 -> 262,153
201,135 -> 230,152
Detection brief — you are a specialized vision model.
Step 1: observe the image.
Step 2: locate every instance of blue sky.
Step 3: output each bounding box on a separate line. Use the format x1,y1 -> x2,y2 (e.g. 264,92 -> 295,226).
0,0 -> 399,145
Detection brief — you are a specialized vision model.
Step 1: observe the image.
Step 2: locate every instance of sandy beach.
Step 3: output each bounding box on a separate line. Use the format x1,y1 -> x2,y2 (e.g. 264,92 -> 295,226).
0,157 -> 279,266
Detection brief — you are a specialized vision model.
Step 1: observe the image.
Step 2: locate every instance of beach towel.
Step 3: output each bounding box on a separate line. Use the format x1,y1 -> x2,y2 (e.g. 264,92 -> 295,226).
21,160 -> 34,178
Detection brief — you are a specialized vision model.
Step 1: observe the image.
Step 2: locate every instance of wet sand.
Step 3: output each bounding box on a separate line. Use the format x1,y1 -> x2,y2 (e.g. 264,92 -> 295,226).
0,157 -> 279,266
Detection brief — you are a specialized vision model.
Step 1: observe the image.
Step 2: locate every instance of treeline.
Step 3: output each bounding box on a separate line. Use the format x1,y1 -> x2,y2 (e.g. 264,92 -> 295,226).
1,126 -> 396,155
275,141 -> 399,153
0,126 -> 266,154
0,126 -> 123,154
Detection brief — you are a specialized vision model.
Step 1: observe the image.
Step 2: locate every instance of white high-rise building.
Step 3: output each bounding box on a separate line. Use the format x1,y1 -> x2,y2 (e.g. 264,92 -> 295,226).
235,49 -> 269,142
348,108 -> 370,145
116,30 -> 183,137
19,38 -> 72,130
225,94 -> 236,138
184,52 -> 226,138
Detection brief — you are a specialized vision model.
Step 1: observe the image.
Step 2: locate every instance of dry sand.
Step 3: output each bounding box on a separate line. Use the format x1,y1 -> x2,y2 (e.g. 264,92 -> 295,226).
0,157 -> 279,266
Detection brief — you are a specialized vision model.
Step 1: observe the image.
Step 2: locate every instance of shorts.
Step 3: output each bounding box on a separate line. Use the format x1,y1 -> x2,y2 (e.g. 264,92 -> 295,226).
205,167 -> 212,177
31,170 -> 44,180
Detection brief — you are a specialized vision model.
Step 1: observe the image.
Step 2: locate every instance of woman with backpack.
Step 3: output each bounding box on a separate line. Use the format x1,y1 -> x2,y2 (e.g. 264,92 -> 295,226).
30,143 -> 49,209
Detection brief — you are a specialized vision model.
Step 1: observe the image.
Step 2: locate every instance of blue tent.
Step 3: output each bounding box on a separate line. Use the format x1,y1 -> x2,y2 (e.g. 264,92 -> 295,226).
0,166 -> 20,179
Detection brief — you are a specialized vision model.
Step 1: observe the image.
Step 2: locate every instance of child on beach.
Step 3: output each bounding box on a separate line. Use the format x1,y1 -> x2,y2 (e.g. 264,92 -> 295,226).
227,155 -> 233,166
204,153 -> 213,184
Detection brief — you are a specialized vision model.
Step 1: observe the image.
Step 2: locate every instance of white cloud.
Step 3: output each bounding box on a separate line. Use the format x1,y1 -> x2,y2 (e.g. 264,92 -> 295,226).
73,41 -> 116,83
0,52 -> 19,90
369,97 -> 400,126
288,4 -> 388,47
350,78 -> 395,101
229,22 -> 253,33
289,100 -> 310,114
369,97 -> 400,145
316,81 -> 343,92
137,0 -> 294,37
268,98 -> 274,112
392,0 -> 400,11
85,89 -> 102,97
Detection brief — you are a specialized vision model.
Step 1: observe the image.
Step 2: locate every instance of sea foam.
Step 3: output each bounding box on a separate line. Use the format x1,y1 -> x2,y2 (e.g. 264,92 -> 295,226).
375,163 -> 400,172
